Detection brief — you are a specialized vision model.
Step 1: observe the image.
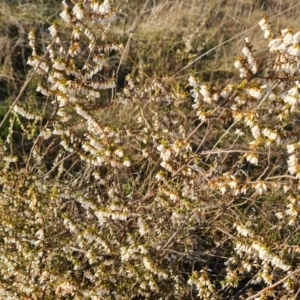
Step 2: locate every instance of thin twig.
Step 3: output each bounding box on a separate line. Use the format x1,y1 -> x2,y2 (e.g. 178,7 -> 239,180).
245,268 -> 300,300
116,27 -> 137,86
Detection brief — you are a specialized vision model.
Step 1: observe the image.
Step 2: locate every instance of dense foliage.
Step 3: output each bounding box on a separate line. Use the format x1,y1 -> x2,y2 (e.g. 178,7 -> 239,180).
2,1 -> 300,299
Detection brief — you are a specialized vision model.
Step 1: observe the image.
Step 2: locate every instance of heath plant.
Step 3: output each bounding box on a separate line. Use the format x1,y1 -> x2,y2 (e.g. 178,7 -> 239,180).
2,1 -> 300,300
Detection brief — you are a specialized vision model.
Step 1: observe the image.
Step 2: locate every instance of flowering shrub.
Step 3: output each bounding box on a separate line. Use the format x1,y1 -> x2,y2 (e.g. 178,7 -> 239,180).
2,0 -> 300,298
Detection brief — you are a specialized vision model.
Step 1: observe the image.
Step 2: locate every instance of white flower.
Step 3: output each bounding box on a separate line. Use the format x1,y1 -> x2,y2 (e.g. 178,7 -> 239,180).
14,105 -> 36,120
258,17 -> 272,39
287,154 -> 298,175
293,31 -> 300,43
72,28 -> 80,40
142,149 -> 149,158
39,271 -> 50,283
229,178 -> 237,189
288,86 -> 299,97
268,38 -> 283,52
62,0 -> 68,8
287,44 -> 300,56
276,212 -> 284,219
252,243 -> 269,260
282,29 -> 293,45
235,129 -> 245,136
287,143 -> 296,153
53,71 -> 64,79
235,224 -> 253,237
36,84 -> 50,96
258,18 -> 268,31
53,128 -> 63,135
160,161 -> 174,172
255,181 -> 267,195
283,185 -> 291,193
99,0 -> 111,15
220,185 -> 227,195
139,245 -> 148,255
234,58 -> 244,69
196,109 -> 207,122
169,192 -> 179,201
60,8 -> 71,23
161,148 -> 171,161
246,153 -> 258,165
262,128 -> 278,141
155,171 -> 165,181
84,27 -> 95,41
242,45 -> 252,59
91,1 -> 100,13
40,129 -> 52,140
123,158 -> 131,167
246,87 -> 263,100
188,75 -> 198,88
271,256 -> 290,271
72,3 -> 84,20
56,281 -> 77,296
53,60 -> 66,71
251,125 -> 260,139
35,228 -> 44,240
199,85 -> 211,98
48,24 -> 58,37
114,148 -> 124,158
220,85 -> 233,99
282,93 -> 297,106
3,155 -> 18,163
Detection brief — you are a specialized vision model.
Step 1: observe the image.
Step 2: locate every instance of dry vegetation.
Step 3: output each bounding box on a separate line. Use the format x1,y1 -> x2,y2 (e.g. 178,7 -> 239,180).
2,0 -> 300,299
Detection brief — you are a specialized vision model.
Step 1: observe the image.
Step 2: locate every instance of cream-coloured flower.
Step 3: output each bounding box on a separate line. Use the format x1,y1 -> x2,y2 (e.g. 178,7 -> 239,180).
258,17 -> 268,30
40,129 -> 52,140
199,84 -> 210,98
246,87 -> 263,100
99,0 -> 111,15
36,84 -> 50,96
251,125 -> 260,139
53,60 -> 66,71
258,17 -> 272,39
287,154 -> 298,175
14,105 -> 36,120
235,129 -> 245,136
268,38 -> 283,52
123,158 -> 131,167
287,44 -> 300,56
293,31 -> 300,43
60,8 -> 71,23
282,28 -> 293,44
262,128 -> 278,141
255,181 -> 267,195
35,228 -> 44,240
188,75 -> 198,88
72,28 -> 80,40
114,148 -> 124,158
49,24 -> 58,37
235,224 -> 253,237
246,153 -> 258,165
287,143 -> 296,153
72,3 -> 84,20
220,185 -> 226,195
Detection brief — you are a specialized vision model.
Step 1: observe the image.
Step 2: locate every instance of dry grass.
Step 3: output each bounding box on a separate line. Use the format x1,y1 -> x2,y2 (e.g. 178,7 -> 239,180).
1,0 -> 300,100
0,0 -> 60,102
116,0 -> 300,83
1,0 -> 300,131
